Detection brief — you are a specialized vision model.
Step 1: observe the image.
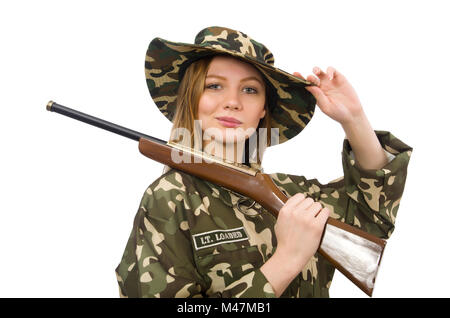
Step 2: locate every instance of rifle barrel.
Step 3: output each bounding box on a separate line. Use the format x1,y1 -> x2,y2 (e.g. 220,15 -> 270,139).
46,101 -> 165,144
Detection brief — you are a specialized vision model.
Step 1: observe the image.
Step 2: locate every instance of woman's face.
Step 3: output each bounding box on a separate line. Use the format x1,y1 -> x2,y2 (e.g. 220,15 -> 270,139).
197,55 -> 266,145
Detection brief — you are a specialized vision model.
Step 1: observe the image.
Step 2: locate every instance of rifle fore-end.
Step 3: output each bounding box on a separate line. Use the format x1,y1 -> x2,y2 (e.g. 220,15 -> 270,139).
138,137 -> 385,296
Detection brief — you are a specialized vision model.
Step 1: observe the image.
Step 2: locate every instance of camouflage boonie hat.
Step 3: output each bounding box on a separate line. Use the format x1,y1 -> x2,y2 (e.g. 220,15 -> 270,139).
145,26 -> 317,145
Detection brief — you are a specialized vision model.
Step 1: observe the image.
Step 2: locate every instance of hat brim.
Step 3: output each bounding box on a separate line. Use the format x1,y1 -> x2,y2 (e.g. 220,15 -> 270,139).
145,37 -> 317,145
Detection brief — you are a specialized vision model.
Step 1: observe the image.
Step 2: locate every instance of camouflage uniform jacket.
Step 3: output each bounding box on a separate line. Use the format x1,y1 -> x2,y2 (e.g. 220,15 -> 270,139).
115,130 -> 412,298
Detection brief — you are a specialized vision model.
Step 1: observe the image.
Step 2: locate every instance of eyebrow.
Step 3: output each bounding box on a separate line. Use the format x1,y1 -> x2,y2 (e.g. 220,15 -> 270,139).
206,74 -> 264,85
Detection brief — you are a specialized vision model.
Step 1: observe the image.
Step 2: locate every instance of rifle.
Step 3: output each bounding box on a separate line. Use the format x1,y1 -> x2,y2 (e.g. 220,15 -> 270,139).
46,100 -> 386,297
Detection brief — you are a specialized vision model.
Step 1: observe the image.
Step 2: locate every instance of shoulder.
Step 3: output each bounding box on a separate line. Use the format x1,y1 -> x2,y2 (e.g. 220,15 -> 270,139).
137,169 -> 197,218
268,172 -> 311,197
269,171 -> 342,199
140,168 -> 219,217
145,168 -> 197,197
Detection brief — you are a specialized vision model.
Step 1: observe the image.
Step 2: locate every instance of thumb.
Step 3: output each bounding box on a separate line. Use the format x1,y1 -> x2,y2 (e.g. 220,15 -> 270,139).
305,86 -> 330,107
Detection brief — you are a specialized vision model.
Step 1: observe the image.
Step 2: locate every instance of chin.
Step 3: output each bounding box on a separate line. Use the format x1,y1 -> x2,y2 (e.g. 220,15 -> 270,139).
203,124 -> 256,143
206,131 -> 247,145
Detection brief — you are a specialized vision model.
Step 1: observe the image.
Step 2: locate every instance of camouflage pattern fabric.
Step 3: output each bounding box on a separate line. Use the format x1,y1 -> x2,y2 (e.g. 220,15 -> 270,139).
145,26 -> 317,145
115,131 -> 412,297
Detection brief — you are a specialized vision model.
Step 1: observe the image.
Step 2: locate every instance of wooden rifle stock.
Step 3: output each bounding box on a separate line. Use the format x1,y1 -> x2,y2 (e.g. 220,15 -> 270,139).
47,100 -> 386,297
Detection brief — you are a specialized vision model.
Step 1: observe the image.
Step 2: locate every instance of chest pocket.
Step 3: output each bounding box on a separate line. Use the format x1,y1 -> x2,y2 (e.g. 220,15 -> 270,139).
195,245 -> 264,295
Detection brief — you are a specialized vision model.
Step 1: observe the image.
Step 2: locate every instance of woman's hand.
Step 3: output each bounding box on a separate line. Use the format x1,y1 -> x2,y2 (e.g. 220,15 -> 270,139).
260,193 -> 329,297
294,67 -> 389,170
294,67 -> 364,126
274,193 -> 329,269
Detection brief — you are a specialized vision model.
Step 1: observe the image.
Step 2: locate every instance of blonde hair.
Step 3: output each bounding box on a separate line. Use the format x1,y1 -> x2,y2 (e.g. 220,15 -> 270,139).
162,55 -> 272,174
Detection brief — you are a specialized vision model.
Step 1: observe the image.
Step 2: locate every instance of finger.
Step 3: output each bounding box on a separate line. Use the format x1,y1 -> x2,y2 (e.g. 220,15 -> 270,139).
293,72 -> 306,80
295,196 -> 315,211
282,192 -> 307,213
326,66 -> 336,81
329,67 -> 346,83
313,66 -> 328,81
315,207 -> 330,226
306,201 -> 323,218
314,66 -> 338,83
306,74 -> 320,86
304,85 -> 330,107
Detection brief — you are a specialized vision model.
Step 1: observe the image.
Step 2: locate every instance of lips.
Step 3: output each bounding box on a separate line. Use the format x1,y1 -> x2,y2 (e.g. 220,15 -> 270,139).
216,116 -> 242,124
216,116 -> 242,128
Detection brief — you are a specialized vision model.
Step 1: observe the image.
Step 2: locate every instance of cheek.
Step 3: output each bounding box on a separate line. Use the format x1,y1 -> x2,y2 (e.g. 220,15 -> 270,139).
197,95 -> 217,118
245,100 -> 266,126
197,95 -> 218,131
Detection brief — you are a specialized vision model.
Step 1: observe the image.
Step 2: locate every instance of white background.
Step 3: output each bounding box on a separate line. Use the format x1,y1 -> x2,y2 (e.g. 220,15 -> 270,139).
1,0 -> 449,298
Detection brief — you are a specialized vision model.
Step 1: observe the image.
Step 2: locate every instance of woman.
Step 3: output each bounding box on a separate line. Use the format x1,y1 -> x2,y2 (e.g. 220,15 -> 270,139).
115,26 -> 412,298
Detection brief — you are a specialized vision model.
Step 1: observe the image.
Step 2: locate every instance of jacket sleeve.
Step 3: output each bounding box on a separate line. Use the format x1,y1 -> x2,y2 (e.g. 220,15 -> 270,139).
272,130 -> 413,239
207,268 -> 276,298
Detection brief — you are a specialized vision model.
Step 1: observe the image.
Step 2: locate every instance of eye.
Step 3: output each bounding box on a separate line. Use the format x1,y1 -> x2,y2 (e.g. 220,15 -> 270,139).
205,83 -> 221,90
243,87 -> 258,94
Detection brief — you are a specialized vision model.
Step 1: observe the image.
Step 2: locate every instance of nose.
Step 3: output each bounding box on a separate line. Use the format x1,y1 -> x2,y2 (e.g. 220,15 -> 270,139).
223,89 -> 242,111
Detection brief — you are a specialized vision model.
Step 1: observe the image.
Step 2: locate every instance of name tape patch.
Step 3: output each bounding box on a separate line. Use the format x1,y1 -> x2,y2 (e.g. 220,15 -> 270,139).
193,227 -> 249,250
